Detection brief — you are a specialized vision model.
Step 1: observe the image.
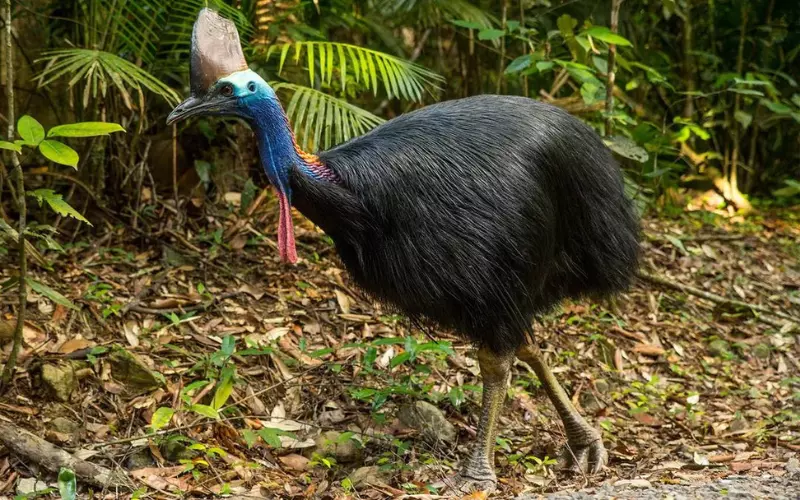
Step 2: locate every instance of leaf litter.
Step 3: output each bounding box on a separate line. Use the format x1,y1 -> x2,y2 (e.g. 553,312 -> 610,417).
0,205 -> 797,498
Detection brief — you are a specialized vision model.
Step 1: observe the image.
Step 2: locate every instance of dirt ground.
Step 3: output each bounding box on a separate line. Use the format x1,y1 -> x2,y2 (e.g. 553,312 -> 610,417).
0,201 -> 797,499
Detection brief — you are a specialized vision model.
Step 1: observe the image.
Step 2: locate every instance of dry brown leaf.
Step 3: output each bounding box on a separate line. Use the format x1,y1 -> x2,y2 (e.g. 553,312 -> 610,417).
58,337 -> 94,354
633,343 -> 665,356
279,453 -> 310,471
334,289 -> 352,314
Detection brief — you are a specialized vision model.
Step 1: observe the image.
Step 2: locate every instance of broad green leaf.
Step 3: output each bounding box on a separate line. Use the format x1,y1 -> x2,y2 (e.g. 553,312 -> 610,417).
18,115 -> 45,145
58,468 -> 77,500
390,351 -> 412,368
258,428 -> 282,448
189,404 -> 220,420
449,386 -> 465,408
664,235 -> 688,255
536,61 -> 554,72
505,55 -> 532,74
735,110 -> 752,129
583,26 -> 633,47
39,140 -> 79,168
0,140 -> 21,153
478,29 -> 505,41
557,14 -> 577,37
28,189 -> 90,224
47,122 -> 125,138
241,429 -> 258,448
760,99 -> 791,115
150,407 -> 175,431
603,136 -> 649,163
26,277 -> 77,309
212,370 -> 235,410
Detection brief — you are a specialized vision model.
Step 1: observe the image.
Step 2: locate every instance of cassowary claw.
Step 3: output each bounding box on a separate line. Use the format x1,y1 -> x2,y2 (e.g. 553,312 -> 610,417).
557,438 -> 608,475
443,472 -> 497,496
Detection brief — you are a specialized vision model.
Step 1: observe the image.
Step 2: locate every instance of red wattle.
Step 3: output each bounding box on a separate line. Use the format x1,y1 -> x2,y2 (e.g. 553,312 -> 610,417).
276,191 -> 297,264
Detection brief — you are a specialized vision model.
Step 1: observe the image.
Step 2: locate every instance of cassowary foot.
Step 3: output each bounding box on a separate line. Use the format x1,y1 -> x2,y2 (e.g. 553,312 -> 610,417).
557,438 -> 608,474
444,470 -> 497,496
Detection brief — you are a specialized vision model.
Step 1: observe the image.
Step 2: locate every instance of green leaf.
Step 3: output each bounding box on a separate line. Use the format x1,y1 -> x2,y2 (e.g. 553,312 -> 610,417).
449,386 -> 465,408
451,20 -> 483,30
390,351 -> 412,368
505,55 -> 532,74
189,404 -> 220,420
557,14 -> 578,37
0,140 -> 21,153
58,468 -> 77,500
18,115 -> 45,145
727,88 -> 764,97
478,29 -> 505,41
47,122 -> 125,138
603,136 -> 649,163
241,429 -> 258,448
258,428 -> 282,448
28,189 -> 91,224
150,407 -> 175,431
212,369 -> 235,410
26,277 -> 77,309
735,110 -> 752,129
760,99 -> 792,115
39,140 -> 79,168
664,235 -> 688,255
583,27 -> 633,47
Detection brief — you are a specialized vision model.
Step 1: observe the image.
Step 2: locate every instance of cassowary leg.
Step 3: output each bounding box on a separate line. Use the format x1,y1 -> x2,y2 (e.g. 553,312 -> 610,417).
450,346 -> 513,493
516,339 -> 607,474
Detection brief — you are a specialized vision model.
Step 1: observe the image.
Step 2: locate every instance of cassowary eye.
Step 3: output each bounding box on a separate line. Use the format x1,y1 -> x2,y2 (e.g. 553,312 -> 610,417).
220,84 -> 233,97
248,82 -> 256,92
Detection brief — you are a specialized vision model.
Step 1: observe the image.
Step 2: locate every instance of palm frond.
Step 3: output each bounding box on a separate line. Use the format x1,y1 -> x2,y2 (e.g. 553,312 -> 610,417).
266,42 -> 442,102
274,83 -> 385,151
36,49 -> 180,107
377,0 -> 495,28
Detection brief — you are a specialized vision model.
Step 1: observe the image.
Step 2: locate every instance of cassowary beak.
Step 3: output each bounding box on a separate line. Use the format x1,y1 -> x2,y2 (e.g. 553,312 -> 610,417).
166,94 -> 238,125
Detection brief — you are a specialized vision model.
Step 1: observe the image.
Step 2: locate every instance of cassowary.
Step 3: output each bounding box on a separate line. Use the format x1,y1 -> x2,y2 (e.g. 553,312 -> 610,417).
168,9 -> 639,493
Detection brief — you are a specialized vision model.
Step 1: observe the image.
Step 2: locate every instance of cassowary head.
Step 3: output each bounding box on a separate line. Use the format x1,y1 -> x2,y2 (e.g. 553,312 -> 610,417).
167,9 -> 301,263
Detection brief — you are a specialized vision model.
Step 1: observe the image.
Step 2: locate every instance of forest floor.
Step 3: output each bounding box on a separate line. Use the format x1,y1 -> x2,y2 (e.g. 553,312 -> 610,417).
0,197 -> 798,499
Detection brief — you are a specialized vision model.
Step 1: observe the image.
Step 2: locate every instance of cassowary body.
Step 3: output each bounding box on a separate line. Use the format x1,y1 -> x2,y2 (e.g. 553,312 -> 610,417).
168,9 -> 639,494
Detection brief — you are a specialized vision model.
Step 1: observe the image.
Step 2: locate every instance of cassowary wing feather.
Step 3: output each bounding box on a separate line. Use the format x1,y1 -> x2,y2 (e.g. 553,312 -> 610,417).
291,95 -> 639,354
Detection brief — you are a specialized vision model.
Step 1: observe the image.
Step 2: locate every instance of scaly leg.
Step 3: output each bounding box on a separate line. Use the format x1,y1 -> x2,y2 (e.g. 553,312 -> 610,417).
516,338 -> 607,474
449,346 -> 513,494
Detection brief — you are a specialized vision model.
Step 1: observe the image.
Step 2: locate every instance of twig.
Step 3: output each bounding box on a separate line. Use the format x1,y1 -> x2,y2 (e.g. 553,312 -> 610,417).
605,0 -> 623,136
0,420 -> 130,488
638,270 -> 799,325
120,268 -> 169,314
0,0 -> 25,389
126,291 -> 241,316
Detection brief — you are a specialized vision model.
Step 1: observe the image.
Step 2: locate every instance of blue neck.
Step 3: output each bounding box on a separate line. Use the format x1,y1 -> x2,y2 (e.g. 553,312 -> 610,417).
248,99 -> 323,197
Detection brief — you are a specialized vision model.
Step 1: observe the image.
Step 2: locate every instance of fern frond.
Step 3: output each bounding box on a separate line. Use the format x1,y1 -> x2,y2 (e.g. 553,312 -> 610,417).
274,83 -> 385,151
267,41 -> 442,102
37,49 -> 180,106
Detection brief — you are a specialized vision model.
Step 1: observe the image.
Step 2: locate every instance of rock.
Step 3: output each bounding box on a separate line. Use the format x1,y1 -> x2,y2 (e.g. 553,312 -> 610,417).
108,348 -> 163,395
41,362 -> 76,402
708,339 -> 731,357
397,401 -> 456,445
125,448 -> 156,470
16,477 -> 52,496
752,343 -> 771,359
314,431 -> 362,463
347,465 -> 388,490
786,457 -> 799,474
51,416 -> 80,435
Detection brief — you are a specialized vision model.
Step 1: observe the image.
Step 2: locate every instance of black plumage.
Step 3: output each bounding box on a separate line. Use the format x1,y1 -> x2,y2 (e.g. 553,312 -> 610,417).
292,95 -> 639,354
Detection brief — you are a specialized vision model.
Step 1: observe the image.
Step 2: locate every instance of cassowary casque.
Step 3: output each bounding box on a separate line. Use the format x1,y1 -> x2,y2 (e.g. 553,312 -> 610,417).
168,9 -> 640,494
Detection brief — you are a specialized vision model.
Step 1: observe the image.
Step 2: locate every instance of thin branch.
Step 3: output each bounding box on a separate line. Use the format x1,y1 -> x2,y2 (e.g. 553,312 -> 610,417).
638,270 -> 799,325
605,0 -> 623,136
0,0 -> 26,389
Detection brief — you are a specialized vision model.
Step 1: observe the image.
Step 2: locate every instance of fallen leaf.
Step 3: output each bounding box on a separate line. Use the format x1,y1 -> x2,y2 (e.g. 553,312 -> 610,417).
58,337 -> 93,354
279,453 -> 310,471
334,290 -> 352,314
